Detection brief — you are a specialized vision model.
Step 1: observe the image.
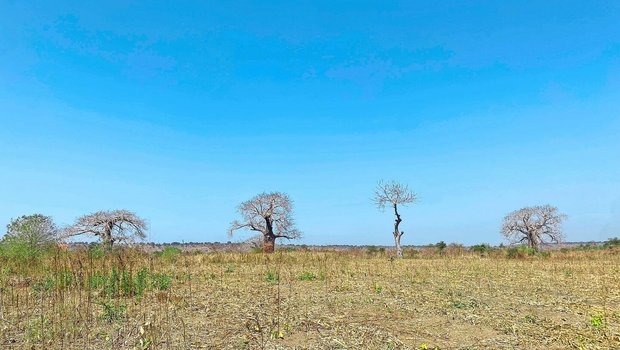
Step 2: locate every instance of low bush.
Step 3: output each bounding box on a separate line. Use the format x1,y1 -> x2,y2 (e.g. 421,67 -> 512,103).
470,244 -> 493,255
0,238 -> 51,267
604,237 -> 620,248
506,246 -> 537,259
157,246 -> 182,263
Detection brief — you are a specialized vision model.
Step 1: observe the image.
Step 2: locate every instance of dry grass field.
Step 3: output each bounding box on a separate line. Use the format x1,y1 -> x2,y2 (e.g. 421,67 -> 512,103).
0,247 -> 619,349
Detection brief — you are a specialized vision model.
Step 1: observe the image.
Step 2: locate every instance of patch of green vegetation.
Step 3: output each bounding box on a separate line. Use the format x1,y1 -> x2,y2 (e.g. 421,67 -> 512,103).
88,267 -> 167,296
32,277 -> 55,293
298,272 -> 317,281
151,273 -> 172,290
604,237 -> 620,248
470,243 -> 493,255
589,314 -> 604,328
98,301 -> 126,323
506,246 -> 537,258
0,239 -> 50,267
156,246 -> 182,263
265,270 -> 279,284
134,268 -> 149,296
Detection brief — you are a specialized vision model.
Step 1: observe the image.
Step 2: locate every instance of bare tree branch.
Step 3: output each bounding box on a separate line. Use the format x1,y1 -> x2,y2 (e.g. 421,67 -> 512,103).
229,192 -> 301,253
501,205 -> 567,250
63,210 -> 148,249
373,180 -> 418,258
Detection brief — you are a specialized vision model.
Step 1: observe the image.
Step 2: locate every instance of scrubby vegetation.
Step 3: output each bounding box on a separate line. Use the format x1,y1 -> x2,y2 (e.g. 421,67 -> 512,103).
0,245 -> 618,349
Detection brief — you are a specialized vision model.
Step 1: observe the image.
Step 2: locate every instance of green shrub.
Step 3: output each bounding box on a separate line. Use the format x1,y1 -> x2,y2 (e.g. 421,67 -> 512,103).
3,214 -> 59,249
0,238 -> 49,266
105,267 -> 120,297
506,246 -> 537,259
158,246 -> 182,263
604,237 -> 620,248
435,241 -> 447,253
134,268 -> 149,296
470,244 -> 493,255
120,268 -> 132,296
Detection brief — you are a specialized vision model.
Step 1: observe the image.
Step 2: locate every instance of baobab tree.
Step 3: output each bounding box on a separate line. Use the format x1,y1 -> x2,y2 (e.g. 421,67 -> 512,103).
501,205 -> 567,250
373,180 -> 418,258
229,192 -> 301,253
64,210 -> 147,249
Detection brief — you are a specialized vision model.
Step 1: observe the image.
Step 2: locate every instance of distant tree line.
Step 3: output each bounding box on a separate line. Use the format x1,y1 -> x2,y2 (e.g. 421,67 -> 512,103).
1,179 -> 588,257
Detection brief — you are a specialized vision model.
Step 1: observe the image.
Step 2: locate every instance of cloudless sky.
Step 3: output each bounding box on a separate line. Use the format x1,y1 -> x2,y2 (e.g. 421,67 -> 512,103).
1,1 -> 619,245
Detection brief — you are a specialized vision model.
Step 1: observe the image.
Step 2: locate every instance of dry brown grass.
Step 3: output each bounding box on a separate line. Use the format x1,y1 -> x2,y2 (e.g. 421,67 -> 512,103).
0,247 -> 619,349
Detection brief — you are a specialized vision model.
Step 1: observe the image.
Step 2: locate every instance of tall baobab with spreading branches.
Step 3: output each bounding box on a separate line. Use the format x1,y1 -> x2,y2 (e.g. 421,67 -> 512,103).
64,210 -> 147,249
501,205 -> 566,250
373,180 -> 418,258
229,192 -> 301,253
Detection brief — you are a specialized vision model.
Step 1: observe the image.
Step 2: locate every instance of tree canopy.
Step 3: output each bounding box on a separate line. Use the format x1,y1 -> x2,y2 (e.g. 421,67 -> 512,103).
64,210 -> 147,249
229,192 -> 301,253
501,205 -> 566,250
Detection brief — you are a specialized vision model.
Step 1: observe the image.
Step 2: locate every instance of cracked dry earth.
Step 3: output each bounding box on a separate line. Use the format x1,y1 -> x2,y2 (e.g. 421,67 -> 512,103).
1,249 -> 619,349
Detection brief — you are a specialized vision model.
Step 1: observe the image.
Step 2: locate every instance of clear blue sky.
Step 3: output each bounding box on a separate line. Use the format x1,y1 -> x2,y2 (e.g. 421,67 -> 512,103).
1,1 -> 619,245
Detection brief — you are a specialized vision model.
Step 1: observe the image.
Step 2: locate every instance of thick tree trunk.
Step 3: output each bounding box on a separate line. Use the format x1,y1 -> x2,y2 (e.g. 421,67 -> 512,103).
528,232 -> 539,250
263,234 -> 276,253
394,233 -> 403,258
262,215 -> 277,253
103,225 -> 114,250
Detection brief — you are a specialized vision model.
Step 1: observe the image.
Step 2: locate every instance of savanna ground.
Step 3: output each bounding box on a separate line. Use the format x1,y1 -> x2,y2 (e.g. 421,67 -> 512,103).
0,246 -> 618,349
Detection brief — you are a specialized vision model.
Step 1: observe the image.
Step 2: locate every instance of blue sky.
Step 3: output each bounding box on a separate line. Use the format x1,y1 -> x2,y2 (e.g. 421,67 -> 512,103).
1,1 -> 619,245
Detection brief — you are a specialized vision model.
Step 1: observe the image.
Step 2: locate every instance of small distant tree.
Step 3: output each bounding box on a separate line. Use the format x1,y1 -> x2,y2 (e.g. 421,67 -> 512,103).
373,180 -> 418,258
501,205 -> 567,250
2,214 -> 60,249
229,192 -> 301,253
64,210 -> 147,249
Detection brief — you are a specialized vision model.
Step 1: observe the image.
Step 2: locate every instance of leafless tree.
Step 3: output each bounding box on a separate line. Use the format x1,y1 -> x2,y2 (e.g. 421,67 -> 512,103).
229,192 -> 301,253
501,205 -> 567,250
373,180 -> 418,258
64,210 -> 147,249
